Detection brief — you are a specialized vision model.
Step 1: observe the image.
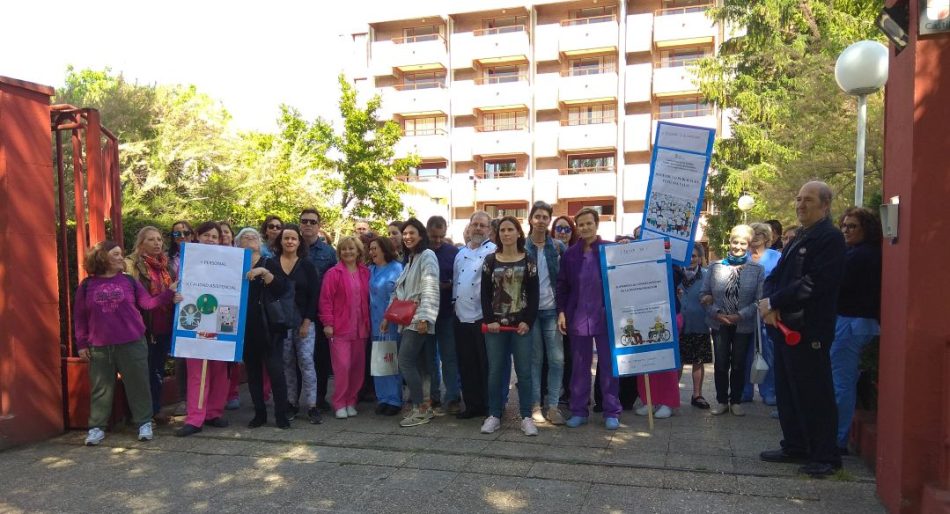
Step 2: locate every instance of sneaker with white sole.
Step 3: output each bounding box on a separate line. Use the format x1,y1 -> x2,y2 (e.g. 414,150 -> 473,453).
480,416 -> 501,434
546,406 -> 566,425
654,405 -> 672,418
400,408 -> 432,427
521,417 -> 539,436
710,403 -> 728,415
137,422 -> 154,442
531,405 -> 546,424
346,406 -> 358,417
635,404 -> 651,416
85,427 -> 105,446
335,408 -> 348,419
730,403 -> 745,417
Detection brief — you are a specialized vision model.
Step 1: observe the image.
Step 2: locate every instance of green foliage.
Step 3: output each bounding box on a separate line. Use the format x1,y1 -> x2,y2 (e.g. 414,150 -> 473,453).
697,0 -> 884,254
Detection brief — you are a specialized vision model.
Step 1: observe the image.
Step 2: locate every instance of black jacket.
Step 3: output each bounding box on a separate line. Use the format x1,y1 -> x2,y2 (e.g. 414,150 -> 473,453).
764,216 -> 846,344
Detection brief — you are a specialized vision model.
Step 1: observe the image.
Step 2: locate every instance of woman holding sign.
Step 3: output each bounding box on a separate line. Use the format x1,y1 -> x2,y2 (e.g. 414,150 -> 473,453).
557,208 -> 622,430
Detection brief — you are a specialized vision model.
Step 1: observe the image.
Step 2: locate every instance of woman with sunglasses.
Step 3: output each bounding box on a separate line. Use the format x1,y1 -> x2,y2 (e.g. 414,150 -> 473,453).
168,220 -> 195,272
550,215 -> 577,404
260,215 -> 283,258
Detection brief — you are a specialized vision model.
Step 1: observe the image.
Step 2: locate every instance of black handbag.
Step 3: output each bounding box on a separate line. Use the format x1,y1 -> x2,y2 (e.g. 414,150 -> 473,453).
262,260 -> 302,332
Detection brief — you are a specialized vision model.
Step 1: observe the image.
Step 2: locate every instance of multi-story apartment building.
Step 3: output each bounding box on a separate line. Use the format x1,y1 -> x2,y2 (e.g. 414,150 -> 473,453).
346,0 -> 730,241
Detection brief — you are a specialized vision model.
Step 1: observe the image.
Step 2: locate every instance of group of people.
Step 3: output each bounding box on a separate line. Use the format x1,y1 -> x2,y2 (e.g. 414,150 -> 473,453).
74,180 -> 881,478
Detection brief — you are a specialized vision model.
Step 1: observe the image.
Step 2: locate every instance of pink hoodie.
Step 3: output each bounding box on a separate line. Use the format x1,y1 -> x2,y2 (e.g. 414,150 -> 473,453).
318,262 -> 371,339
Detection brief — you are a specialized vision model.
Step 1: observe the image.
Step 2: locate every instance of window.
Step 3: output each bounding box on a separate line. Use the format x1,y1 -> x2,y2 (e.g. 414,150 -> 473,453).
406,161 -> 448,180
398,71 -> 446,90
403,116 -> 447,136
479,110 -> 527,131
398,25 -> 441,43
485,203 -> 528,219
657,97 -> 712,119
659,47 -> 710,68
568,201 -> 615,217
480,65 -> 524,84
478,16 -> 527,35
564,6 -> 617,24
482,159 -> 519,178
659,0 -> 710,14
566,103 -> 616,125
567,55 -> 616,76
566,153 -> 615,174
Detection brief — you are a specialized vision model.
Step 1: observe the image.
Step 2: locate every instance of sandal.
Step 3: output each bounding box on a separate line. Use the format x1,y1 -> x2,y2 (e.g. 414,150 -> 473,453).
691,396 -> 710,409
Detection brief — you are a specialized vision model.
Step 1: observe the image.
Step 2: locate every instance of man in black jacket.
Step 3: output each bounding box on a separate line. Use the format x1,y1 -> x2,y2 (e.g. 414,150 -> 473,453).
758,181 -> 846,477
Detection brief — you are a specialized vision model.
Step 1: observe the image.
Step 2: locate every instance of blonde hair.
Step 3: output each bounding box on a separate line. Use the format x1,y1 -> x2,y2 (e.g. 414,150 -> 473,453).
729,224 -> 754,242
336,235 -> 364,261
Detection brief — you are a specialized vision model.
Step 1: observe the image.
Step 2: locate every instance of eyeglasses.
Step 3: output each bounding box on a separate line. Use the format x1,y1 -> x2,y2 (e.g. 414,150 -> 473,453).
554,226 -> 573,234
840,223 -> 859,231
171,230 -> 192,238
267,223 -> 282,230
299,219 -> 319,225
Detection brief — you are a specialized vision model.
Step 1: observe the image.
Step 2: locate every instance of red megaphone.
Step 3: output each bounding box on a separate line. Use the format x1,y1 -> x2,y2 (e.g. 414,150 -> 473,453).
776,321 -> 801,346
480,323 -> 518,334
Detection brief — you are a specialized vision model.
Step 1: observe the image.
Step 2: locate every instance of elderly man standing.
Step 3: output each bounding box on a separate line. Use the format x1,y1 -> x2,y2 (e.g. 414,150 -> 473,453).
453,211 -> 496,419
758,181 -> 846,477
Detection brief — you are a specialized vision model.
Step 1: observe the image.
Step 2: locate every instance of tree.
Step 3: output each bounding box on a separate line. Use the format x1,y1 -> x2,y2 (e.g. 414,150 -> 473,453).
314,75 -> 418,239
696,0 -> 884,253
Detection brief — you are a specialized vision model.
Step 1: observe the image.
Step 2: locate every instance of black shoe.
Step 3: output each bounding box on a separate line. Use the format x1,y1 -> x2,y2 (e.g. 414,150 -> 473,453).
316,400 -> 331,412
456,408 -> 486,420
799,461 -> 840,478
308,407 -> 322,425
760,448 -> 810,464
431,400 -> 442,409
276,417 -> 290,429
593,404 -> 604,413
384,405 -> 402,416
287,404 -> 299,420
621,404 -> 634,411
248,414 -> 267,428
374,404 -> 386,415
206,417 -> 229,428
175,424 -> 202,437
838,447 -> 850,456
691,396 -> 711,409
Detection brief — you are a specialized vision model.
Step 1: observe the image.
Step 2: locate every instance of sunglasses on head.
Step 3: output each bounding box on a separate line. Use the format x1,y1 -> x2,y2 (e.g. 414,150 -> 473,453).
172,230 -> 192,238
554,226 -> 572,233
299,219 -> 319,225
267,223 -> 282,230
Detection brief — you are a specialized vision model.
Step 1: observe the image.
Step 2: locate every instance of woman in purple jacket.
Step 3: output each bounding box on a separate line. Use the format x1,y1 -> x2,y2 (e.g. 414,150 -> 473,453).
74,241 -> 181,446
556,208 -> 621,430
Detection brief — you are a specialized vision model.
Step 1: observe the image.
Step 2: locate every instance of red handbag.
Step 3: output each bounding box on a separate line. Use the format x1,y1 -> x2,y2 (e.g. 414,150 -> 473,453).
384,299 -> 417,326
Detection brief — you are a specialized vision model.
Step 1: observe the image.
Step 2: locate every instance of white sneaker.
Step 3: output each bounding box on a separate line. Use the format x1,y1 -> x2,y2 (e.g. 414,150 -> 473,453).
521,417 -> 539,436
346,406 -> 358,417
480,416 -> 501,434
531,405 -> 546,424
730,404 -> 745,417
710,403 -> 728,415
400,408 -> 432,428
85,427 -> 105,446
137,422 -> 154,442
654,405 -> 673,419
335,408 -> 348,419
635,404 -> 651,416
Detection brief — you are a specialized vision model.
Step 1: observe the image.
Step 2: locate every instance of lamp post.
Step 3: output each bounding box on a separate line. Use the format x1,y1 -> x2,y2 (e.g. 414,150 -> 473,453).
737,193 -> 755,223
835,40 -> 889,207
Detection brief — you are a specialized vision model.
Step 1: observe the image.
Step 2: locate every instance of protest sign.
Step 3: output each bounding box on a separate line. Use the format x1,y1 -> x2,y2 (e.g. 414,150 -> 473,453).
641,121 -> 715,266
600,237 -> 680,377
171,243 -> 251,362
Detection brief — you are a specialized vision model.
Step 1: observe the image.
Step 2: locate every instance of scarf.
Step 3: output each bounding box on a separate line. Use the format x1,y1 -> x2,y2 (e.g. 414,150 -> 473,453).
682,266 -> 702,289
143,253 -> 172,295
722,253 -> 749,266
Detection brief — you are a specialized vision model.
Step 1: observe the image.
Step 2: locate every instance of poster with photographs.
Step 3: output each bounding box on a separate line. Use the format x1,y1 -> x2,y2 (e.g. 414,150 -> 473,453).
600,238 -> 681,377
171,243 -> 251,362
640,122 -> 715,266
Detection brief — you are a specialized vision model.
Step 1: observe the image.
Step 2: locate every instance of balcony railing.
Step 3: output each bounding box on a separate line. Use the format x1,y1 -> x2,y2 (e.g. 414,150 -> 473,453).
474,73 -> 529,85
561,115 -> 617,126
392,33 -> 445,44
474,123 -> 528,132
402,127 -> 448,136
559,166 -> 617,175
655,55 -> 708,68
474,169 -> 525,179
473,25 -> 527,36
560,14 -> 617,26
396,174 -> 449,182
655,4 -> 712,16
561,64 -> 617,77
393,80 -> 446,91
655,105 -> 713,119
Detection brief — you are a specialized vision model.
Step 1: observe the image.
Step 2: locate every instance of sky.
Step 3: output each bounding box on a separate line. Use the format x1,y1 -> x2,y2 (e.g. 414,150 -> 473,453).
2,0 -> 365,132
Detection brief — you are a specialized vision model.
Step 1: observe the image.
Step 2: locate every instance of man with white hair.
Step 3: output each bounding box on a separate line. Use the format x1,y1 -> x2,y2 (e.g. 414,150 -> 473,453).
758,181 -> 846,478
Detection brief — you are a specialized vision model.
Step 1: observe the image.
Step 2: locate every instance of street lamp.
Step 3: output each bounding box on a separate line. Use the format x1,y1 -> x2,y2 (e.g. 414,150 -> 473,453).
835,40 -> 889,207
737,193 -> 755,222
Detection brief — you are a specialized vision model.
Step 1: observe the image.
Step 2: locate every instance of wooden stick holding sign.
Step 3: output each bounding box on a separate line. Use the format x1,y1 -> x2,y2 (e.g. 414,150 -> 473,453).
644,373 -> 654,431
197,359 -> 208,409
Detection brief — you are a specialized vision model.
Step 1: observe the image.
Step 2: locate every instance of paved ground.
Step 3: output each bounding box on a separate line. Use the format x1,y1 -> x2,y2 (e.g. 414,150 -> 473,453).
0,364 -> 884,513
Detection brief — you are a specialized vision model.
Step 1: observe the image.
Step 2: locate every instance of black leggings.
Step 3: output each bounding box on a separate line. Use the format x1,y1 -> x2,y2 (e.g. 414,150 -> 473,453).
245,331 -> 289,420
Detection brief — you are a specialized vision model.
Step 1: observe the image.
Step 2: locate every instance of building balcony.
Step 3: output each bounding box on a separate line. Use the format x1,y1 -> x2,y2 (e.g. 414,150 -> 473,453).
472,76 -> 531,110
653,5 -> 717,48
625,63 -> 653,103
652,66 -> 700,97
559,70 -> 618,104
558,122 -> 617,152
623,163 -> 651,201
626,13 -> 654,53
452,27 -> 530,68
471,127 -> 531,157
397,174 -> 450,200
624,114 -> 653,153
452,175 -> 476,207
559,15 -> 619,54
557,167 -> 617,200
475,175 -> 532,203
378,84 -> 449,118
652,111 -> 718,140
394,131 -> 450,159
370,35 -> 448,76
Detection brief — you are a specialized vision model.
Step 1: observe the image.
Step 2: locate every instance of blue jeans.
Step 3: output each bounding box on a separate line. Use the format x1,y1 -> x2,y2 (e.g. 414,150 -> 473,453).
428,314 -> 460,403
398,328 -> 430,405
485,330 -> 534,418
531,309 -> 564,408
743,325 -> 776,403
830,316 -> 879,448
